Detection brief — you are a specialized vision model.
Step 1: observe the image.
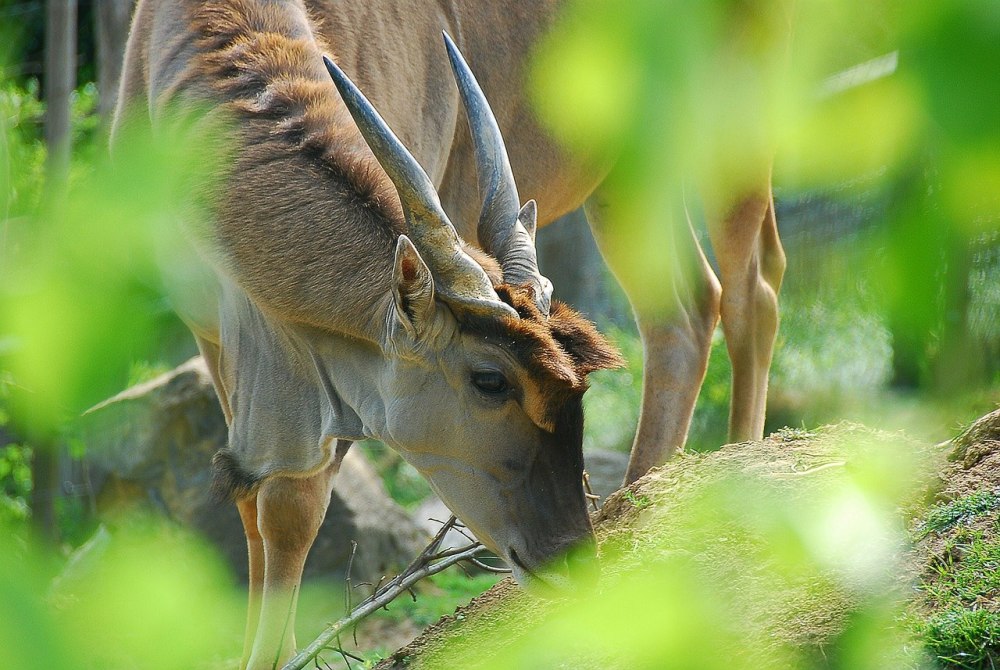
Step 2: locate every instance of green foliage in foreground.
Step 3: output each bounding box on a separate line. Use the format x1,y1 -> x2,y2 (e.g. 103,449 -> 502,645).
1,1 -> 998,668
0,515 -> 244,670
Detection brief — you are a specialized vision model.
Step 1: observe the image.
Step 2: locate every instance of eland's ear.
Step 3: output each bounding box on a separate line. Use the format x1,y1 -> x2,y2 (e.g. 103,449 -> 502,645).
518,199 -> 538,243
392,234 -> 436,336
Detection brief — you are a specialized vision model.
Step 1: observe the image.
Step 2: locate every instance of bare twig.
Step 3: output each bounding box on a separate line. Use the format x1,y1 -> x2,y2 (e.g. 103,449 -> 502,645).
344,540 -> 360,647
583,470 -> 600,512
274,585 -> 299,670
281,517 -> 488,670
468,557 -> 512,574
344,540 -> 358,612
332,641 -> 364,669
333,641 -> 353,670
768,461 -> 847,478
455,560 -> 475,578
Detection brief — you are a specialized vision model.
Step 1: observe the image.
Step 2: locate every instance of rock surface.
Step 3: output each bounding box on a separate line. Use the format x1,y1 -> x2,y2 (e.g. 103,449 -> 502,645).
78,357 -> 425,582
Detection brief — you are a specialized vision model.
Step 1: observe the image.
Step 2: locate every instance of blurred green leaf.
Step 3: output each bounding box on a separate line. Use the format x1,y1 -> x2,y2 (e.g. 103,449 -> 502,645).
53,518 -> 243,670
1,109 -> 224,437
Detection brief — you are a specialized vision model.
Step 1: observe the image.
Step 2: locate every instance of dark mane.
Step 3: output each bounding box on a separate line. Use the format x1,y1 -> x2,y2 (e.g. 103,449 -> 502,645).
191,1 -> 400,226
178,1 -> 407,334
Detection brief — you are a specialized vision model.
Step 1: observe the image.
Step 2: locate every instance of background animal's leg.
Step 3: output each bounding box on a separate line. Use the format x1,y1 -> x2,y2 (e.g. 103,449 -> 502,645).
586,196 -> 721,484
237,495 -> 263,670
706,186 -> 786,442
245,461 -> 338,670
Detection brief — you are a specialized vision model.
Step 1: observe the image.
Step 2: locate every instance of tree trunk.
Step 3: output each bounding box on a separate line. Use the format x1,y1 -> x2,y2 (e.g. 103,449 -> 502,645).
933,235 -> 983,393
38,0 -> 79,540
31,443 -> 60,544
44,0 -> 78,182
95,0 -> 134,126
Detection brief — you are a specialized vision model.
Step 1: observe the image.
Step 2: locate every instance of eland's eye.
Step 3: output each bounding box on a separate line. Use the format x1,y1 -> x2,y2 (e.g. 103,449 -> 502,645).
471,370 -> 509,396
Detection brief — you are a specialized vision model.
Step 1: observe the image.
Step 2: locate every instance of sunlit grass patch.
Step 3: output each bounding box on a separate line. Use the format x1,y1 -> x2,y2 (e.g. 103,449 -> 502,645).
909,412 -> 1000,669
923,529 -> 1000,610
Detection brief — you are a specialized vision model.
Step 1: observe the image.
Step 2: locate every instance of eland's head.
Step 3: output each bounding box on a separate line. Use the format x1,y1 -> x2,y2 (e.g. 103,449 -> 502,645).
324,34 -> 623,591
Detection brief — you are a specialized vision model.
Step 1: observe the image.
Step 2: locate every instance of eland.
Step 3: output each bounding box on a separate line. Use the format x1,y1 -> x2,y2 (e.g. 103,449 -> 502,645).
112,1 -> 784,667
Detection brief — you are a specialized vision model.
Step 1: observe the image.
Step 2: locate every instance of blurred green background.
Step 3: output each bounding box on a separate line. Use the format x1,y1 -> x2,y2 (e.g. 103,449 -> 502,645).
1,0 -> 998,668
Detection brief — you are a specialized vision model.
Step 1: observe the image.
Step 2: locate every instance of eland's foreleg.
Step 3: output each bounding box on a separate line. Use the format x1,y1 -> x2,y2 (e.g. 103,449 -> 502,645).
587,196 -> 721,484
243,460 -> 339,670
237,495 -> 264,669
706,186 -> 785,443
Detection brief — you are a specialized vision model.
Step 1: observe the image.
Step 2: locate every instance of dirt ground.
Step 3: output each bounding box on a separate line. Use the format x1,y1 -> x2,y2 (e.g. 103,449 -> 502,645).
372,411 -> 1000,669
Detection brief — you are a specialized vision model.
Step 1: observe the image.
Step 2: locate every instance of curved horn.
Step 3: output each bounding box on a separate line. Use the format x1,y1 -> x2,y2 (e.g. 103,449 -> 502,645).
443,32 -> 552,315
323,55 -> 516,320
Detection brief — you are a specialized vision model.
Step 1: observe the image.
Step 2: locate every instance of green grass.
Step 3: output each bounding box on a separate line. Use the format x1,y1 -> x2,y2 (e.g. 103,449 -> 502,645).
621,489 -> 651,510
359,441 -> 433,511
579,280 -> 897,455
924,609 -> 1000,670
917,490 -> 1000,539
915,516 -> 1000,668
582,326 -> 642,453
126,360 -> 175,386
924,528 -> 1000,609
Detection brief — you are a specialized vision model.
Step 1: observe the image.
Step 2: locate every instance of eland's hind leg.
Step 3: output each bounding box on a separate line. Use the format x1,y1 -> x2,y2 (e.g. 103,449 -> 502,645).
586,195 -> 721,484
244,460 -> 340,670
706,186 -> 786,442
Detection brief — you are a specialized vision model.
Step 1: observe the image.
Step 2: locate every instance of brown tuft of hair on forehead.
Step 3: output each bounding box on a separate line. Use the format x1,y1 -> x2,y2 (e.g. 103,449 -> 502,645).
461,283 -> 624,428
546,301 -> 627,375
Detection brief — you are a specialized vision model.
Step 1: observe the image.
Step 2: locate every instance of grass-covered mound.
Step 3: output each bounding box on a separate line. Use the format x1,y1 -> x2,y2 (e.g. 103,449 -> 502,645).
373,414 -> 1000,669
910,409 -> 1000,668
